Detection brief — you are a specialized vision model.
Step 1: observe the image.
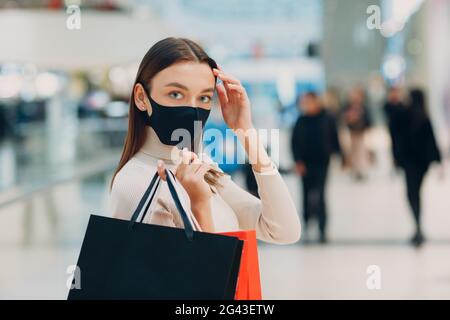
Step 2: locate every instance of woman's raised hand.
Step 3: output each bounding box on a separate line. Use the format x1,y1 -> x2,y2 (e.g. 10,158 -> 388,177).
213,66 -> 253,131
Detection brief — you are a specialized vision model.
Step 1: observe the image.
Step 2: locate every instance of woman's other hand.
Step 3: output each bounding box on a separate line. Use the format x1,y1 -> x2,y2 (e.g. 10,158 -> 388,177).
157,149 -> 214,232
157,150 -> 212,205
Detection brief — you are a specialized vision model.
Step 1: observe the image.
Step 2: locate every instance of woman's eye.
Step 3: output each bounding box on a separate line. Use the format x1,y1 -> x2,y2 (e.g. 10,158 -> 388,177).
200,96 -> 212,104
168,91 -> 183,100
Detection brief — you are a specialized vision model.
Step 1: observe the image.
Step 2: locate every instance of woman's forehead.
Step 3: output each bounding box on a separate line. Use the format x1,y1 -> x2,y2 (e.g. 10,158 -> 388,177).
152,61 -> 215,90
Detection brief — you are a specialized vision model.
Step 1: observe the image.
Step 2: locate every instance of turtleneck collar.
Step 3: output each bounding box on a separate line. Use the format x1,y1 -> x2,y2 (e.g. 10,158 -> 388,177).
138,126 -> 204,164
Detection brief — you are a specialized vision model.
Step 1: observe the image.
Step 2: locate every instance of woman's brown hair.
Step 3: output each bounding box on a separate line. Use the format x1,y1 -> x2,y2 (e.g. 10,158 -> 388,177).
110,37 -> 223,190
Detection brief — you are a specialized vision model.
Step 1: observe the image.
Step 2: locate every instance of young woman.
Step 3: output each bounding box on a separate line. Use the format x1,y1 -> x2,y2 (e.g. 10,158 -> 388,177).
397,89 -> 442,246
109,37 -> 301,244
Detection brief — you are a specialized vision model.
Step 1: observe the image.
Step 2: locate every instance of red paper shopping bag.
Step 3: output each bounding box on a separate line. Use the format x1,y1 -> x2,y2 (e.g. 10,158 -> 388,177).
218,230 -> 262,300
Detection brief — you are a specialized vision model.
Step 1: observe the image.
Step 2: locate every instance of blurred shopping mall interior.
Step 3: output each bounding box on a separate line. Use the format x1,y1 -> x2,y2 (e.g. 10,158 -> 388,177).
0,0 -> 450,299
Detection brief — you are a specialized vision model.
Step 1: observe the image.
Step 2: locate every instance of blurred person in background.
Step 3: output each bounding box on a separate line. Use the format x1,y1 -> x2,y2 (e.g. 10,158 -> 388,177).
322,87 -> 347,166
367,74 -> 387,125
444,78 -> 450,157
0,103 -> 7,142
0,102 -> 14,142
384,86 -> 406,170
396,88 -> 442,247
322,87 -> 341,118
291,92 -> 342,243
342,86 -> 372,181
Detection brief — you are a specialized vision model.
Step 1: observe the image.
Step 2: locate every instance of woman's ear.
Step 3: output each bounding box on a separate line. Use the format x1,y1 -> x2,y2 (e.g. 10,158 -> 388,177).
134,83 -> 152,116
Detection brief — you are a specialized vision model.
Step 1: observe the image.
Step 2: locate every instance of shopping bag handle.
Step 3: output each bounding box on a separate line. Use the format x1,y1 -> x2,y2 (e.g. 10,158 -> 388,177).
129,170 -> 160,226
128,169 -> 195,241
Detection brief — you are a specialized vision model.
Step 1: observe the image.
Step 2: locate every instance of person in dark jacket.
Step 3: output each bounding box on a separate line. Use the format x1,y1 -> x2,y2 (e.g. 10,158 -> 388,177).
397,88 -> 442,247
291,92 -> 341,243
384,86 -> 407,168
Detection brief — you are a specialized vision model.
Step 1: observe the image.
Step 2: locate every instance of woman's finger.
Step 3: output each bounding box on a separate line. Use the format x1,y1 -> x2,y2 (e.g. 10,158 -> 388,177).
181,148 -> 197,164
195,163 -> 210,177
157,160 -> 167,181
227,83 -> 246,95
217,75 -> 244,104
217,76 -> 240,100
213,67 -> 241,88
186,163 -> 203,175
176,148 -> 197,179
190,151 -> 201,164
216,83 -> 229,107
224,86 -> 242,105
176,149 -> 190,177
213,67 -> 232,93
216,72 -> 241,86
177,163 -> 203,182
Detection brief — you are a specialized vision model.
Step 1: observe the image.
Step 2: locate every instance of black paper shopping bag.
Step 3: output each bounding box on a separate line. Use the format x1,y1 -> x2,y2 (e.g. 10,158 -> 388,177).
67,169 -> 243,300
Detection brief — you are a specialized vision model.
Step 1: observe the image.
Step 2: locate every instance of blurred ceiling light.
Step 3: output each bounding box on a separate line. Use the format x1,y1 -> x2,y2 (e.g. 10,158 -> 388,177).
391,0 -> 424,23
108,64 -> 136,96
108,66 -> 128,84
380,19 -> 404,38
0,74 -> 23,99
35,72 -> 63,98
382,55 -> 405,80
86,90 -> 111,110
104,101 -> 128,118
381,0 -> 425,37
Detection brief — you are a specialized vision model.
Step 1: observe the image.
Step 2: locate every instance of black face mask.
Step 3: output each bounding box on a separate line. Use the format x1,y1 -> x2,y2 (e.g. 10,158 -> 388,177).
144,92 -> 211,150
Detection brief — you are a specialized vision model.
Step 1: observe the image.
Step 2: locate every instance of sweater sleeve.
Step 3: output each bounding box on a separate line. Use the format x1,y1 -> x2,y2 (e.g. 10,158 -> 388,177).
216,164 -> 301,245
108,160 -> 179,228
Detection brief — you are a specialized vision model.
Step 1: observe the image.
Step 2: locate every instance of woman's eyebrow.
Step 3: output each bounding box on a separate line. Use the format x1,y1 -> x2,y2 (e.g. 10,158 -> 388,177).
164,82 -> 214,94
164,82 -> 188,90
200,87 -> 215,93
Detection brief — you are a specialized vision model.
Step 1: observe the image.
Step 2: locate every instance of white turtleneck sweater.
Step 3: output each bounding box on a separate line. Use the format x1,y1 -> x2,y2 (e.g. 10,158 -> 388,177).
108,126 -> 301,244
